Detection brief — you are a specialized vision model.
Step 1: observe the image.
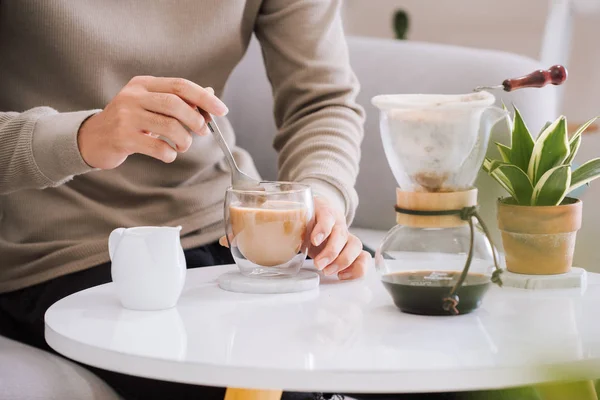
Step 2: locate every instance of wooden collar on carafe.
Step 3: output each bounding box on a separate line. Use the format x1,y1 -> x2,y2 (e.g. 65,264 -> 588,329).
395,188 -> 478,228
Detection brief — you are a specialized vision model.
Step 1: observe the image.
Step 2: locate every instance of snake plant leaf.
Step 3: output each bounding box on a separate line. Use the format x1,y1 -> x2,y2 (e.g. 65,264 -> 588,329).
527,116 -> 570,185
564,133 -> 581,166
492,163 -> 534,205
569,158 -> 600,193
488,159 -> 507,173
483,158 -> 516,198
510,105 -> 535,172
564,116 -> 598,166
495,142 -> 512,163
569,116 -> 598,144
531,165 -> 571,206
482,158 -> 493,173
538,121 -> 552,136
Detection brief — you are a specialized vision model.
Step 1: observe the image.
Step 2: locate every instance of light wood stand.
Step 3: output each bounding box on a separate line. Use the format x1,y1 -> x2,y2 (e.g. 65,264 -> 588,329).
224,388 -> 283,400
395,188 -> 478,228
535,380 -> 598,400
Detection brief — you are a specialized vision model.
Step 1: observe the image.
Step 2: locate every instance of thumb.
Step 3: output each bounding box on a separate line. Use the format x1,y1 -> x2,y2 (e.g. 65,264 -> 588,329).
219,235 -> 229,248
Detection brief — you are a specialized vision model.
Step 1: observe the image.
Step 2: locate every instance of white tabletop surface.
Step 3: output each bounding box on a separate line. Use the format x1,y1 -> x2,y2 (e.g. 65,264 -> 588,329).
45,262 -> 600,394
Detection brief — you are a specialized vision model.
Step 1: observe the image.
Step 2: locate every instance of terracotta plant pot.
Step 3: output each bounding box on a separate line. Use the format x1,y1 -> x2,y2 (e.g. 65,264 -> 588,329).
497,197 -> 582,275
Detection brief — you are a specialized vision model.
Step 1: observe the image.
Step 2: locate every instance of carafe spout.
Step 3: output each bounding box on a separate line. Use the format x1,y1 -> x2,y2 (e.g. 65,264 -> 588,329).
482,106 -> 509,131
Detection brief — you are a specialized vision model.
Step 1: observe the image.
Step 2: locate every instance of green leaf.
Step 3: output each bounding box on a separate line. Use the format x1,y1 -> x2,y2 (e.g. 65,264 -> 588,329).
569,158 -> 600,193
538,121 -> 553,138
482,158 -> 493,173
565,117 -> 598,166
483,158 -> 516,198
527,116 -> 570,185
564,133 -> 581,166
570,116 -> 598,144
495,142 -> 512,163
493,164 -> 533,205
531,165 -> 571,206
488,159 -> 506,173
510,105 -> 535,172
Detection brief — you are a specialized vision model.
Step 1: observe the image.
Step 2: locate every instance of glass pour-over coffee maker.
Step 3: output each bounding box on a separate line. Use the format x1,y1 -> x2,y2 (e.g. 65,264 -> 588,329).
371,91 -> 506,316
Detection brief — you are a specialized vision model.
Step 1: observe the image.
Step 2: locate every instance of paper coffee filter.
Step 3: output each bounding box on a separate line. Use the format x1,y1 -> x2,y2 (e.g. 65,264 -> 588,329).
373,92 -> 496,192
371,92 -> 495,110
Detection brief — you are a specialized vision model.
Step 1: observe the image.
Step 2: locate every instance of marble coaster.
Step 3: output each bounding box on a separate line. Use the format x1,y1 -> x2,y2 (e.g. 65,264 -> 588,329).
217,270 -> 320,294
500,267 -> 587,290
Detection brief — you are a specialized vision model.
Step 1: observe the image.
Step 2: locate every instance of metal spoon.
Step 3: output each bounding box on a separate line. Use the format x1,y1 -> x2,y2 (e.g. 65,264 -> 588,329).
206,116 -> 262,190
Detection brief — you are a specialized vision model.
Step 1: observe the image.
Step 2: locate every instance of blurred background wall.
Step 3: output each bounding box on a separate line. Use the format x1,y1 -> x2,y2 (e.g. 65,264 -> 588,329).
342,0 -> 600,124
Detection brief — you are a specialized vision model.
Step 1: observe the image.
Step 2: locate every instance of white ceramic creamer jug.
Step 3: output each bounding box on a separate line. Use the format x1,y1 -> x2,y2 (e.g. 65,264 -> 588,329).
109,226 -> 186,310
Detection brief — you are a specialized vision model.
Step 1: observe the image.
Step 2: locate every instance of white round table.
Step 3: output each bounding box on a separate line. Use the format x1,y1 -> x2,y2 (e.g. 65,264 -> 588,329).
45,263 -> 600,398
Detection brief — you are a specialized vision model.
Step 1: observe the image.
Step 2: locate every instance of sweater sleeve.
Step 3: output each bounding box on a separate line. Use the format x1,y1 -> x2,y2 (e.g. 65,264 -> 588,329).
254,0 -> 365,225
0,107 -> 100,195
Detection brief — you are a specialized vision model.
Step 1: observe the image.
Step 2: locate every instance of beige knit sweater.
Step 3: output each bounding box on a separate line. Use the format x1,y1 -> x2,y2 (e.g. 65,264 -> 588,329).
0,1 -> 364,292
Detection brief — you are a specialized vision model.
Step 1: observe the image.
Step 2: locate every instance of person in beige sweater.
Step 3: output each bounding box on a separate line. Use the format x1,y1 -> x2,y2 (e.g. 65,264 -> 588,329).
0,0 -> 370,399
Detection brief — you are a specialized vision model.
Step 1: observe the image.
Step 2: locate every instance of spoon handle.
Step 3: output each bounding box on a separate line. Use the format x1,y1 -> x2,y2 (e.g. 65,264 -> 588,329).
206,118 -> 240,174
205,114 -> 262,190
501,65 -> 567,92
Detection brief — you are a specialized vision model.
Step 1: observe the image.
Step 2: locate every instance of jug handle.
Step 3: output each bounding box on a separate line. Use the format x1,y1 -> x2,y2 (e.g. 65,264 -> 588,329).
108,228 -> 126,260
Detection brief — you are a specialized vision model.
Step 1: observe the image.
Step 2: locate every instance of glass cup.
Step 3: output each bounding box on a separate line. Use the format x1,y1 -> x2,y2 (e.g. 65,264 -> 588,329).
225,182 -> 314,277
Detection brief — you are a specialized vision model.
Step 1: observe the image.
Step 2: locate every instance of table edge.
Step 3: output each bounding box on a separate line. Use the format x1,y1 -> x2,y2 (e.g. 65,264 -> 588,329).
44,323 -> 600,393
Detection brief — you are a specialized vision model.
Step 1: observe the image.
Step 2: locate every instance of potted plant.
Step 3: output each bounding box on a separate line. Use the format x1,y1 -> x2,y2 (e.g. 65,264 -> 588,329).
483,105 -> 599,274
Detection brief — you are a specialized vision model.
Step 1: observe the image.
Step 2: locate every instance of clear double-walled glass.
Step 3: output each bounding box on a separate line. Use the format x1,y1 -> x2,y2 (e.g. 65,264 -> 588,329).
225,182 -> 314,277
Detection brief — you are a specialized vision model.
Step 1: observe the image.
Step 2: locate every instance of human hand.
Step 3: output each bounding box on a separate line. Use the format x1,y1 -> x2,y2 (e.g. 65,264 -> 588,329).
217,196 -> 371,280
308,196 -> 371,281
77,76 -> 228,169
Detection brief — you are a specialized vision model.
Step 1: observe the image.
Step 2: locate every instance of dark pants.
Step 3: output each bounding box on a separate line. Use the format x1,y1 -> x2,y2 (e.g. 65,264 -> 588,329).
0,242 -> 328,400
